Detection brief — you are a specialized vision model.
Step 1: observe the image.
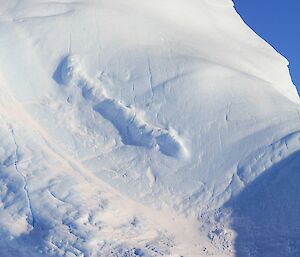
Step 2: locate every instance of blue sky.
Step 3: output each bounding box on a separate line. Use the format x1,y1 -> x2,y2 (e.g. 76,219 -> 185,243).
233,0 -> 300,95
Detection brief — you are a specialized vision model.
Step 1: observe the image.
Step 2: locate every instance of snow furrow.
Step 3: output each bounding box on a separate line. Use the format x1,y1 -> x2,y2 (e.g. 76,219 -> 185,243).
58,55 -> 189,158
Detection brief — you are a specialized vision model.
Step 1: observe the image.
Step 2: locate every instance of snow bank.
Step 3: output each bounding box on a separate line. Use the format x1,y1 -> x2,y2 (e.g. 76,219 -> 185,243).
0,0 -> 299,256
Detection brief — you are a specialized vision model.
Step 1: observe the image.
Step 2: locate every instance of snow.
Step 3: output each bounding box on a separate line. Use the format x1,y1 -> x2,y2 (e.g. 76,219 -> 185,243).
59,54 -> 188,158
0,0 -> 299,256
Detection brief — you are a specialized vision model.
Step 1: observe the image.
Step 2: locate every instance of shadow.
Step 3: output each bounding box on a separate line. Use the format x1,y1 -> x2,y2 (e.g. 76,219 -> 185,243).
224,150 -> 300,257
52,56 -> 69,85
94,99 -> 184,158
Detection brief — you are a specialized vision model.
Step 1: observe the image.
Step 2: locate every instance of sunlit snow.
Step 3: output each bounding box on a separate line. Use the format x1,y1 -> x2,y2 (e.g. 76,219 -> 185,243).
0,0 -> 299,256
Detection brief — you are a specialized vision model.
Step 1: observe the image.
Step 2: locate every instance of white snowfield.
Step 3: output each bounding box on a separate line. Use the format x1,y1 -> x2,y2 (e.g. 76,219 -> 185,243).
0,0 -> 299,256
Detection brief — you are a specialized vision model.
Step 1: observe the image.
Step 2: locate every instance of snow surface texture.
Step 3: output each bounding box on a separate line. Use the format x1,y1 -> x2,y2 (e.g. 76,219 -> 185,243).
0,0 -> 299,256
58,55 -> 188,158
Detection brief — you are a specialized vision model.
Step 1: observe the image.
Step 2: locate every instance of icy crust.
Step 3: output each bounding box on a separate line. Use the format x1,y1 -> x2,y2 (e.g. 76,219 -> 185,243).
59,55 -> 189,158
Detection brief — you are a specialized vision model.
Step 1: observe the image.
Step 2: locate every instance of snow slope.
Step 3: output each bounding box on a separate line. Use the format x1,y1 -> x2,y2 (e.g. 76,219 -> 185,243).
0,0 -> 299,256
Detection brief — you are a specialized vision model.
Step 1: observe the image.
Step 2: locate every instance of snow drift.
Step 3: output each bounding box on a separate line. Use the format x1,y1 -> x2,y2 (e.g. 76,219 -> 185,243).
0,0 -> 299,256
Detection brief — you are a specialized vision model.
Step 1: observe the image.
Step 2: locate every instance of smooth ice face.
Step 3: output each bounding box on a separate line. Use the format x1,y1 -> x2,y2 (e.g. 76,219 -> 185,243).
0,0 -> 299,256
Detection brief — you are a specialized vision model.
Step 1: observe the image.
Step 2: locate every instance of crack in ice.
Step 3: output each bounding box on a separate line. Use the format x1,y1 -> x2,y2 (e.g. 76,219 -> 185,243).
10,127 -> 35,228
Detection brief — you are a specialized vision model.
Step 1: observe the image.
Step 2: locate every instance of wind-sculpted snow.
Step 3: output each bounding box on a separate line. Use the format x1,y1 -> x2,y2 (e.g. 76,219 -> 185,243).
58,55 -> 189,158
237,130 -> 300,186
0,0 -> 300,256
0,91 -> 217,257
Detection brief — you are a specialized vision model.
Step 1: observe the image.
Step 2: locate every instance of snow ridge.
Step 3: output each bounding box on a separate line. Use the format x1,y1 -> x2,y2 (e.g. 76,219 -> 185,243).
237,130 -> 300,186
